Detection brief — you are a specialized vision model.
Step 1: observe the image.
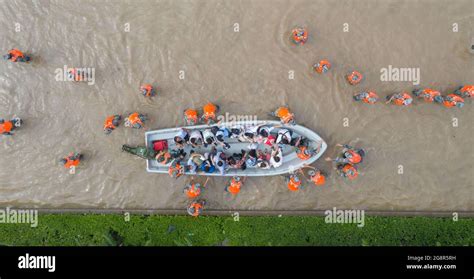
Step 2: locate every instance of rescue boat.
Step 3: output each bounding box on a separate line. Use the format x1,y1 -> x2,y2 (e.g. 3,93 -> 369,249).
144,120 -> 327,176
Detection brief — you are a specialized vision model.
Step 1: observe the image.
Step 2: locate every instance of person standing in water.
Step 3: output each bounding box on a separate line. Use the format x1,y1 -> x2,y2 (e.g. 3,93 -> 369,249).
187,200 -> 206,217
226,176 -> 246,195
140,84 -> 156,97
184,178 -> 209,199
326,144 -> 365,165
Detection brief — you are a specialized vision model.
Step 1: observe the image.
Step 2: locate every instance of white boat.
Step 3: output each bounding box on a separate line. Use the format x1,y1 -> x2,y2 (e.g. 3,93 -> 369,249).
144,120 -> 327,176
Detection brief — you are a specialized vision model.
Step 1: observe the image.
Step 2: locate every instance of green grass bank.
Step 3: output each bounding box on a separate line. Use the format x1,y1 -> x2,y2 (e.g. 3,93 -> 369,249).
0,214 -> 473,246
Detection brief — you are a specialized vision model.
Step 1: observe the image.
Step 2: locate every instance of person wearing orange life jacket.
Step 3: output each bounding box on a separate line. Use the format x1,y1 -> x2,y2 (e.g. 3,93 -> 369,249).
184,178 -> 209,199
201,102 -> 219,125
140,84 -> 156,97
442,94 -> 464,108
412,88 -> 443,103
346,71 -> 363,85
3,49 -> 30,62
271,106 -> 295,125
291,27 -> 308,45
326,144 -> 365,165
454,85 -> 474,98
353,91 -> 379,104
300,165 -> 326,186
103,115 -> 122,134
296,139 -> 322,161
187,200 -> 206,217
124,112 -> 147,129
183,108 -> 199,125
337,163 -> 358,180
286,172 -> 303,192
225,176 -> 246,195
386,92 -> 413,106
60,153 -> 83,169
168,159 -> 185,179
0,117 -> 22,136
313,60 -> 331,74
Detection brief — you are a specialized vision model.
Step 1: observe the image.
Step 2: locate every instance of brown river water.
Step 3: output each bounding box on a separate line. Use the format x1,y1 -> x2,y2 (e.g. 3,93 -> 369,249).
0,0 -> 472,211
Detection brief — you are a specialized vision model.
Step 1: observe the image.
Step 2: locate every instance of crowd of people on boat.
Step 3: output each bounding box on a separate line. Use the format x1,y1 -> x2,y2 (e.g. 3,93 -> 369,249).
162,106 -> 323,178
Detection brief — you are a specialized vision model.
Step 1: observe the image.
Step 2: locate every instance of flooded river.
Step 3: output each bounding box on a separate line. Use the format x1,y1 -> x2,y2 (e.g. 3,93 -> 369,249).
0,0 -> 473,211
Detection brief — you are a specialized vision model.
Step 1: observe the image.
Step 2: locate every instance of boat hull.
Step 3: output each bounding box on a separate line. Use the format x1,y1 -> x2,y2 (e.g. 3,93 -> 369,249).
145,121 -> 327,176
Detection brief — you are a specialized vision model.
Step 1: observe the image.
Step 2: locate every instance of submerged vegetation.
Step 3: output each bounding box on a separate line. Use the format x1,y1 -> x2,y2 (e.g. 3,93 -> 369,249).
0,214 -> 472,246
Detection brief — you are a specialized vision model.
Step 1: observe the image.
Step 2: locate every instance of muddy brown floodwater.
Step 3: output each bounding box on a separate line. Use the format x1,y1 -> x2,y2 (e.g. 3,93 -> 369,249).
0,0 -> 473,212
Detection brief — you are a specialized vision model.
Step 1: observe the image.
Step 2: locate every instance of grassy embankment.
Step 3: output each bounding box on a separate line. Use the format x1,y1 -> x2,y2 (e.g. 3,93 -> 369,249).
0,214 -> 472,246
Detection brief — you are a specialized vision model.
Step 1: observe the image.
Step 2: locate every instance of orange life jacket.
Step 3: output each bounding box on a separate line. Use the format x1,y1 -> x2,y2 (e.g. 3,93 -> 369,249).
287,176 -> 302,191
103,115 -> 117,131
203,103 -> 217,122
274,107 -> 294,124
346,150 -> 362,164
342,164 -> 358,180
458,85 -> 474,97
185,183 -> 201,199
184,109 -> 198,125
291,28 -> 308,44
168,162 -> 184,178
296,146 -> 311,160
227,178 -> 242,195
347,71 -> 363,85
8,49 -> 25,62
188,202 -> 203,217
419,89 -> 441,102
64,154 -> 80,169
443,94 -> 464,108
140,84 -> 154,97
0,121 -> 13,134
156,151 -> 172,165
314,60 -> 331,74
362,91 -> 378,104
310,171 -> 325,186
127,112 -> 143,127
392,93 -> 413,106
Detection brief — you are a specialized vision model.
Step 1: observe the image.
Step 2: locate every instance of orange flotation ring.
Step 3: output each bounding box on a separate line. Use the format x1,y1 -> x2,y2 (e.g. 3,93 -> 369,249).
291,27 -> 308,45
347,71 -> 363,85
